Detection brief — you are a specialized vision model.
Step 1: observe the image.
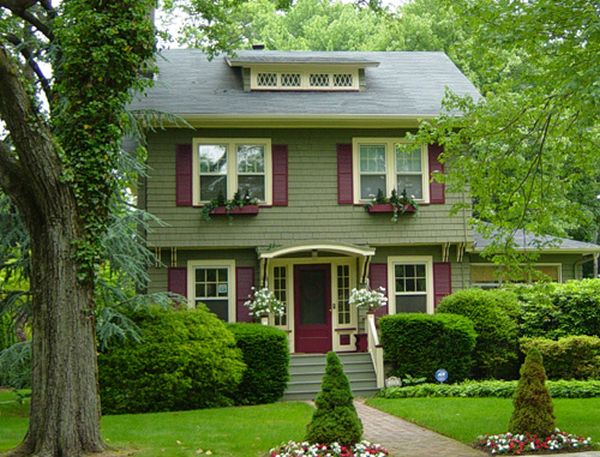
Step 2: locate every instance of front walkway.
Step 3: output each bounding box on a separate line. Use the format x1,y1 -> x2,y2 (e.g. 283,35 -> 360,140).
355,401 -> 487,457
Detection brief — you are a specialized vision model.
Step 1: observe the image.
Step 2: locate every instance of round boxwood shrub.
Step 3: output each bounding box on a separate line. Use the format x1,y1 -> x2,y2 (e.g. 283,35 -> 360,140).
437,288 -> 520,379
380,313 -> 477,383
228,323 -> 289,405
520,335 -> 600,380
99,307 -> 245,414
305,352 -> 363,445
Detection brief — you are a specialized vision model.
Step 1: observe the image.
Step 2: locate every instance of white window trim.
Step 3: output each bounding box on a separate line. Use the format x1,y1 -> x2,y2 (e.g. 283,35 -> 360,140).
387,256 -> 434,315
187,260 -> 236,323
352,138 -> 430,204
250,65 -> 359,91
192,138 -> 272,206
470,263 -> 563,287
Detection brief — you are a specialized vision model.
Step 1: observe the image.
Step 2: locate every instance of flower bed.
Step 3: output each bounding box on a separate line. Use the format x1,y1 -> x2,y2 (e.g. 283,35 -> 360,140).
475,430 -> 592,455
270,441 -> 389,457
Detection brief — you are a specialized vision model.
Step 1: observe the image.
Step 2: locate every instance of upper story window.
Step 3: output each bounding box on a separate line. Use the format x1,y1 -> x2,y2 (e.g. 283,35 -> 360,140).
192,138 -> 272,205
251,68 -> 359,91
352,138 -> 430,204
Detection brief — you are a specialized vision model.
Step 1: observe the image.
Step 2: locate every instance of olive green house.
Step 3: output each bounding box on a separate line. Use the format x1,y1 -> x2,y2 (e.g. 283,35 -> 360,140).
133,50 -> 600,362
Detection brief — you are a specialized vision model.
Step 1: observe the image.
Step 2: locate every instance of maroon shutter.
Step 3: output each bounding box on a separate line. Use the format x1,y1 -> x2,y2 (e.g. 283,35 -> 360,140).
337,144 -> 353,204
433,262 -> 452,307
272,144 -> 288,206
428,144 -> 445,204
369,263 -> 388,317
236,267 -> 255,322
176,144 -> 193,206
168,267 -> 187,298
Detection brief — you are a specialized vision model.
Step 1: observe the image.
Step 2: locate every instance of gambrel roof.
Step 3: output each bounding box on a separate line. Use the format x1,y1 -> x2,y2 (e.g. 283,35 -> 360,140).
132,50 -> 480,118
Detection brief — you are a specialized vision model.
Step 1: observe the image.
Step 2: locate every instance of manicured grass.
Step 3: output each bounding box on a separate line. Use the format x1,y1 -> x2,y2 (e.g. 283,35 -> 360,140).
366,397 -> 600,446
0,389 -> 313,456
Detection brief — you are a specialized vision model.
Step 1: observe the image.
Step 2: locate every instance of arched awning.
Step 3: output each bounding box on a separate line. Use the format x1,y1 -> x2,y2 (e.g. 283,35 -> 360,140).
258,242 -> 375,259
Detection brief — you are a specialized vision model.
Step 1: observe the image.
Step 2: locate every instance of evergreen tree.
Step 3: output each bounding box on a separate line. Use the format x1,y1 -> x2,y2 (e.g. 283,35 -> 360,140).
305,352 -> 363,445
508,348 -> 556,437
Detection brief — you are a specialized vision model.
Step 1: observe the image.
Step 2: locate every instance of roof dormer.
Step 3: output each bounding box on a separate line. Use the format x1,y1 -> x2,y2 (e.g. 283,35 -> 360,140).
226,52 -> 379,92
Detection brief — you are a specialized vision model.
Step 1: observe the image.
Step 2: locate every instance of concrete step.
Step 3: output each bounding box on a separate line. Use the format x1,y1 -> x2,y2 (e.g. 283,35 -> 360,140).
283,352 -> 379,401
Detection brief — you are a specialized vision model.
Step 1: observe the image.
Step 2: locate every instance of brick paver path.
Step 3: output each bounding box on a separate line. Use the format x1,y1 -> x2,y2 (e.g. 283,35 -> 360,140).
355,401 -> 486,457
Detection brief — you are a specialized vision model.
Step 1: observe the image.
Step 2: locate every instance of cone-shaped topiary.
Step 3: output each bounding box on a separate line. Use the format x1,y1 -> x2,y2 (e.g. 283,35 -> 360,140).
305,352 -> 363,445
508,347 -> 555,437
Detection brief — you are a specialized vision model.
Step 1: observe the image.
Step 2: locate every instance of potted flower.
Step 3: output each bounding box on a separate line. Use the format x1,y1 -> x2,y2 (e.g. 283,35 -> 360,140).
349,287 -> 388,352
366,189 -> 418,222
201,189 -> 259,221
243,287 -> 285,325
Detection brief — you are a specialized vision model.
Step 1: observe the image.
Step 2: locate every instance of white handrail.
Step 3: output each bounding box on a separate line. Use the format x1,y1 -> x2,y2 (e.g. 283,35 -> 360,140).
366,313 -> 385,388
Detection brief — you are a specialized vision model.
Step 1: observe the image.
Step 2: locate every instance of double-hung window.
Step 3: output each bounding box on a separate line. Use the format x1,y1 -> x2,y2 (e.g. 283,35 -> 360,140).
352,138 -> 429,203
187,260 -> 235,322
388,256 -> 434,314
193,138 -> 272,205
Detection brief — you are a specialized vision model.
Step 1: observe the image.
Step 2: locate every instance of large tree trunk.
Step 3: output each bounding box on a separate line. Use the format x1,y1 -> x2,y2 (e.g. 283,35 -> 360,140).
9,213 -> 105,457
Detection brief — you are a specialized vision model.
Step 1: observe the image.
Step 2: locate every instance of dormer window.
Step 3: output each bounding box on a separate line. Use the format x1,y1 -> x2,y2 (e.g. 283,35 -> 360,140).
251,68 -> 359,91
226,53 -> 379,92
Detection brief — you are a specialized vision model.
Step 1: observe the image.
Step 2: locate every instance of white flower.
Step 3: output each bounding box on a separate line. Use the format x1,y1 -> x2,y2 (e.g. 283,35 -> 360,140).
349,287 -> 388,311
243,287 -> 286,317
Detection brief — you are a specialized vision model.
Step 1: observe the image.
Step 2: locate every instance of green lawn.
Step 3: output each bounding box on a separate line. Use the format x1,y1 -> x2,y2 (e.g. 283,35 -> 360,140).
366,397 -> 600,446
0,390 -> 313,457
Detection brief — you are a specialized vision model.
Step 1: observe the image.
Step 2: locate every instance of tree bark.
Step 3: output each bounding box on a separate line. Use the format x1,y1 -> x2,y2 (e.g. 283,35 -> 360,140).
0,45 -> 105,457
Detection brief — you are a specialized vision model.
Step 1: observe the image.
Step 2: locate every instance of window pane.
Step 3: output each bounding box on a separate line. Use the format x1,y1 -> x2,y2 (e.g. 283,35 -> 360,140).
395,145 -> 422,172
200,175 -> 227,201
416,264 -> 426,277
397,175 -> 423,199
396,295 -> 427,313
200,299 -> 229,321
199,145 -> 227,173
359,145 -> 386,172
237,145 -> 265,173
238,176 -> 265,201
360,175 -> 386,200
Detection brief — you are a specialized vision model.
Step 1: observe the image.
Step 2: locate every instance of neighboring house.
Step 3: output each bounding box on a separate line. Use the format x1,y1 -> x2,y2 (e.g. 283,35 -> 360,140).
132,49 -> 600,355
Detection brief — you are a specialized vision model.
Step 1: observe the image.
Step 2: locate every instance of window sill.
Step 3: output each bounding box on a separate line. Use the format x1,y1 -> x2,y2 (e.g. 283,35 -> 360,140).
366,203 -> 416,214
210,205 -> 260,216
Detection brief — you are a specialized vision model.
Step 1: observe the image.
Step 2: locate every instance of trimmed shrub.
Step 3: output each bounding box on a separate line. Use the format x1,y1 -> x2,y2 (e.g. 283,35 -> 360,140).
514,279 -> 600,339
520,335 -> 600,380
437,288 -> 520,379
508,348 -> 555,437
228,323 -> 289,405
305,352 -> 363,445
380,313 -> 477,382
0,341 -> 31,389
99,307 -> 245,414
378,379 -> 600,398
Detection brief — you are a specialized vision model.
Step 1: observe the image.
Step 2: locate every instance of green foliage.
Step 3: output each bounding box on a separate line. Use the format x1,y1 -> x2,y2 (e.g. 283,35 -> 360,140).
305,352 -> 363,445
508,348 -> 555,437
380,313 -> 477,382
379,380 -> 600,399
98,308 -> 245,414
0,314 -> 16,351
515,280 -> 600,339
521,336 -> 600,381
0,341 -> 31,389
437,288 -> 520,379
227,323 -> 289,405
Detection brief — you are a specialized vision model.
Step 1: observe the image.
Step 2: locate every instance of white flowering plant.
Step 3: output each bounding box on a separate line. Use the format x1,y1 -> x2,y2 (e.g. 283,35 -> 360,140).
243,287 -> 285,318
349,287 -> 388,311
270,440 -> 389,457
475,430 -> 592,455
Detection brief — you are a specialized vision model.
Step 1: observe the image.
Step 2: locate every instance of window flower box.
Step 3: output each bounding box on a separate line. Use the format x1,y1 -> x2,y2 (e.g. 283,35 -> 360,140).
210,204 -> 260,216
367,203 -> 415,214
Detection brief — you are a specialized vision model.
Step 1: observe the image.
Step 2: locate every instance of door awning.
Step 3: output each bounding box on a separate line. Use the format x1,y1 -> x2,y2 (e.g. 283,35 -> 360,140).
257,242 -> 375,259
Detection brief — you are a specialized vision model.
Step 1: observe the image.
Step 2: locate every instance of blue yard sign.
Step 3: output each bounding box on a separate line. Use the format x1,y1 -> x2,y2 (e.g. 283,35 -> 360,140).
435,368 -> 448,384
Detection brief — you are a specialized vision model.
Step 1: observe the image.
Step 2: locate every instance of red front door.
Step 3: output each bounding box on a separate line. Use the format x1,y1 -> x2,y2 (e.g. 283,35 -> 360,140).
294,264 -> 332,353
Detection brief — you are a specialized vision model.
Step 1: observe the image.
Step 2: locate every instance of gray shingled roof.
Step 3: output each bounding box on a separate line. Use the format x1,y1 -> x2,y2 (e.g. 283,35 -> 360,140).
131,50 -> 480,117
226,54 -> 380,66
473,226 -> 600,254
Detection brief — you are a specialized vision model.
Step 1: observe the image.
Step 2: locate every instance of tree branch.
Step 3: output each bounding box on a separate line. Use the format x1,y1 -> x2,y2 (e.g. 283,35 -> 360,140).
0,137 -> 30,205
3,33 -> 51,99
0,1 -> 54,41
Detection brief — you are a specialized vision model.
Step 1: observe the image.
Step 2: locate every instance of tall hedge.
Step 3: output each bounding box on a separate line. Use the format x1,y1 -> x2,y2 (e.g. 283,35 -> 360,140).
437,288 -> 520,379
99,307 -> 246,414
515,279 -> 600,339
380,313 -> 477,383
520,335 -> 600,380
228,323 -> 289,405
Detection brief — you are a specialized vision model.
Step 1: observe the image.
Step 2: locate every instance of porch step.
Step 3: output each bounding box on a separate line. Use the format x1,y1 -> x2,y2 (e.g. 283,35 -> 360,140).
283,353 -> 379,401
